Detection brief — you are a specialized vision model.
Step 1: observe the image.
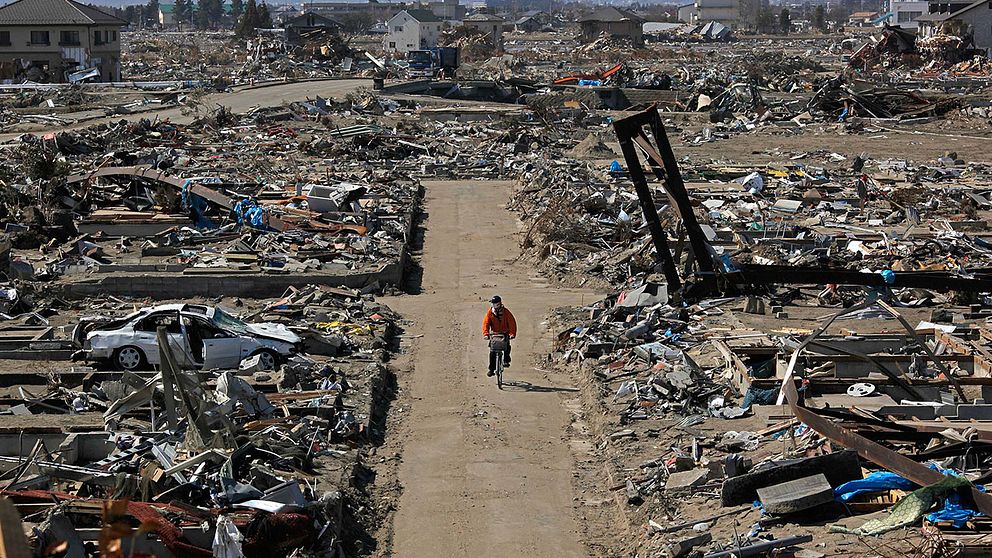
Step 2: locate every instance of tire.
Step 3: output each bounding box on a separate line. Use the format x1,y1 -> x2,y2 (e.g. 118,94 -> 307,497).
496,352 -> 503,389
113,346 -> 147,371
251,349 -> 278,371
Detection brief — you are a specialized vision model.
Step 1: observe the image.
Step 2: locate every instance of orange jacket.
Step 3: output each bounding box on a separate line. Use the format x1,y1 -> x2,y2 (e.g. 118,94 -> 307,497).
483,307 -> 517,338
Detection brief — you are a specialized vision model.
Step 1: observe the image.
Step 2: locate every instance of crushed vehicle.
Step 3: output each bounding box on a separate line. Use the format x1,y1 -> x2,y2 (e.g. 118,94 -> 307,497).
74,303 -> 301,371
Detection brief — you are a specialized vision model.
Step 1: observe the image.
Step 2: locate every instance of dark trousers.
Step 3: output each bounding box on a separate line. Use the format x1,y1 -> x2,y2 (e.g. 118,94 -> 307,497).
489,341 -> 511,372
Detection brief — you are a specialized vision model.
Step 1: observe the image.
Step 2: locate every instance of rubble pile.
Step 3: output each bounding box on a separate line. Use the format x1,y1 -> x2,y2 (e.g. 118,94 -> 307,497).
439,26 -> 495,62
576,32 -> 653,61
3,18 -> 992,557
123,31 -> 238,83
0,284 -> 397,557
122,30 -> 356,86
917,34 -> 970,66
514,98 -> 992,557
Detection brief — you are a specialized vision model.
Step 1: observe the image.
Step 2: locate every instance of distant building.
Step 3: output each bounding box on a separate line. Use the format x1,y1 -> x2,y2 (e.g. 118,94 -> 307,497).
0,0 -> 125,83
917,0 -> 992,53
430,0 -> 464,21
884,0 -> 927,28
307,0 -> 461,23
309,1 -> 403,22
514,15 -> 540,32
677,2 -> 698,22
848,10 -> 881,25
159,2 -> 175,26
578,6 -> 645,45
385,9 -> 443,53
923,0 -> 974,17
283,12 -> 342,44
462,12 -> 503,46
693,0 -> 764,28
514,10 -> 548,32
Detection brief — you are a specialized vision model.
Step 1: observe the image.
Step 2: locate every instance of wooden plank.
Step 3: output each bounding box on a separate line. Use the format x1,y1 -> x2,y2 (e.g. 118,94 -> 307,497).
712,340 -> 751,395
0,497 -> 30,558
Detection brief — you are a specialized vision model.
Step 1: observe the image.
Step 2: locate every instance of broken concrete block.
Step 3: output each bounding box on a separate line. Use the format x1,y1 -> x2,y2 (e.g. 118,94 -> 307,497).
666,468 -> 708,491
626,479 -> 643,505
722,450 -> 861,506
674,455 -> 695,471
757,473 -> 833,514
662,532 -> 712,558
610,429 -> 636,440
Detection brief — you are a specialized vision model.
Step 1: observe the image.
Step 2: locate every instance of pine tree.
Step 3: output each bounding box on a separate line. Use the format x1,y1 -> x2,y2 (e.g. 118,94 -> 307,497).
231,0 -> 243,20
175,0 -> 191,26
812,5 -> 826,32
146,0 -> 160,27
196,0 -> 210,29
236,0 -> 258,37
256,2 -> 272,29
779,8 -> 791,34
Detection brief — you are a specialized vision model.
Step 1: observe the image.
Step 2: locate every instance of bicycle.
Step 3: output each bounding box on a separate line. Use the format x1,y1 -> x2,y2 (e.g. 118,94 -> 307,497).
488,333 -> 508,389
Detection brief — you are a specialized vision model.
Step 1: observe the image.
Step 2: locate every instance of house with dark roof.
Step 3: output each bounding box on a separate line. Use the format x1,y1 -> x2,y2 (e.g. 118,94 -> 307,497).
385,9 -> 443,53
579,6 -> 645,45
282,12 -> 342,45
0,0 -> 125,83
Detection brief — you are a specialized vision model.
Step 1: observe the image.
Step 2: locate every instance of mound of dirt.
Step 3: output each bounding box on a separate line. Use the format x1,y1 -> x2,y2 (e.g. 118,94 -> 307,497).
569,134 -> 616,159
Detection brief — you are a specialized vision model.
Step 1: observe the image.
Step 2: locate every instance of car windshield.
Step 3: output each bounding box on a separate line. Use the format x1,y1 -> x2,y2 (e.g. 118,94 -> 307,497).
210,307 -> 250,335
409,51 -> 431,65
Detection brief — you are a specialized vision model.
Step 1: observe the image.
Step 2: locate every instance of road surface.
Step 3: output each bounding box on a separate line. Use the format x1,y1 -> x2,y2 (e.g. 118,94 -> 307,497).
0,78 -> 373,141
382,180 -> 592,557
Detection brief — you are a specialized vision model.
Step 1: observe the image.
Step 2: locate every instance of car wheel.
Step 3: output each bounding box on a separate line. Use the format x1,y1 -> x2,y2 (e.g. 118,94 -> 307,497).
252,349 -> 278,371
114,346 -> 147,371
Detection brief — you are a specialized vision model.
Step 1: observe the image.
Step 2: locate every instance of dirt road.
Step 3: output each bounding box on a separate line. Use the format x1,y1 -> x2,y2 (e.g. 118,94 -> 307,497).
0,78 -> 372,141
382,180 -> 593,557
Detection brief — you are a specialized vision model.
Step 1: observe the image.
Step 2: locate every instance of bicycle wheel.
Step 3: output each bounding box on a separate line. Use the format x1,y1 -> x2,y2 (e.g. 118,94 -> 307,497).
496,351 -> 503,389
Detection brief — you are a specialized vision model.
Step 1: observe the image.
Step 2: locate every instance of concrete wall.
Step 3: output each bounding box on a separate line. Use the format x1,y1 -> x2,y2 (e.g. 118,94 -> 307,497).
0,24 -> 121,81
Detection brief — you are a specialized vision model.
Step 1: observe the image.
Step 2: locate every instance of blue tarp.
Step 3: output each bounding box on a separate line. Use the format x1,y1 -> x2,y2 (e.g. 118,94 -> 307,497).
834,465 -> 986,528
233,198 -> 267,229
834,471 -> 916,502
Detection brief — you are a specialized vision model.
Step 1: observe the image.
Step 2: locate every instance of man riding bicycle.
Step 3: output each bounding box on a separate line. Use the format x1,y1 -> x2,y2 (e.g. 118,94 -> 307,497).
483,295 -> 516,377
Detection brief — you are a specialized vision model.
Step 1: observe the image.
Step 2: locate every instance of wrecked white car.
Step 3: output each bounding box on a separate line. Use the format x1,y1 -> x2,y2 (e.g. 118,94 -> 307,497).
76,304 -> 300,371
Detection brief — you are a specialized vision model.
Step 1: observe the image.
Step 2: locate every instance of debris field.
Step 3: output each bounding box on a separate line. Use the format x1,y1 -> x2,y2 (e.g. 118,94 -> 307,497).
1,16 -> 992,558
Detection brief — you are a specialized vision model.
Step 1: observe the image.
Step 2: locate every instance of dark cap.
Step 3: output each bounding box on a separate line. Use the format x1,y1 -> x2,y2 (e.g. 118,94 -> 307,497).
490,295 -> 502,304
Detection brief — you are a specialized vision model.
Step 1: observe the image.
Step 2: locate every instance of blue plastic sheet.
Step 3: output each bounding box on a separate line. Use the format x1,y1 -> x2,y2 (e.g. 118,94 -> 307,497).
927,492 -> 984,527
233,198 -> 267,230
834,465 -> 986,528
609,160 -> 622,173
834,471 -> 916,502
